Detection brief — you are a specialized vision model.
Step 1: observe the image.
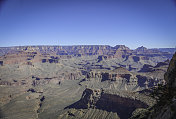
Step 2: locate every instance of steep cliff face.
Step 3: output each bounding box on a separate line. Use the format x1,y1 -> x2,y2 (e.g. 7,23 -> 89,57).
0,51 -> 39,65
148,53 -> 176,119
67,88 -> 148,119
84,67 -> 165,91
165,53 -> 176,88
113,45 -> 131,59
0,50 -> 61,65
132,53 -> 176,119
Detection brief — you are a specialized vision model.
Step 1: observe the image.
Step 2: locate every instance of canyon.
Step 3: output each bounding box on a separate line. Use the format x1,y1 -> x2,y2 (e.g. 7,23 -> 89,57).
0,45 -> 175,119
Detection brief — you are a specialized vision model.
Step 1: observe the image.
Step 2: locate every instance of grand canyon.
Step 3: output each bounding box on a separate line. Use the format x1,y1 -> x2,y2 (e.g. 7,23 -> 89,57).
0,45 -> 175,119
1,0 -> 176,118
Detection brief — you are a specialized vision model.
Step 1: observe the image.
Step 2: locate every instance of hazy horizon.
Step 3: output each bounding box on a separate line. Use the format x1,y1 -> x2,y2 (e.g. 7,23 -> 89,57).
0,0 -> 176,49
0,44 -> 175,50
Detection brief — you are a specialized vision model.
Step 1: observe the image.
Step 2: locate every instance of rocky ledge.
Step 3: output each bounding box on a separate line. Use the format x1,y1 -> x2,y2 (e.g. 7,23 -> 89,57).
131,52 -> 176,119
66,88 -> 153,119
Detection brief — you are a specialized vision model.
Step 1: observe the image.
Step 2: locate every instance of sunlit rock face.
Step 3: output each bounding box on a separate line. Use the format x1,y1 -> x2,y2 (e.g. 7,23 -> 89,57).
85,67 -> 166,91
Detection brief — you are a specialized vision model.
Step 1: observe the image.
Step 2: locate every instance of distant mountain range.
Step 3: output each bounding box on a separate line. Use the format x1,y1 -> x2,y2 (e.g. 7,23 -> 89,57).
155,48 -> 176,54
0,45 -> 175,58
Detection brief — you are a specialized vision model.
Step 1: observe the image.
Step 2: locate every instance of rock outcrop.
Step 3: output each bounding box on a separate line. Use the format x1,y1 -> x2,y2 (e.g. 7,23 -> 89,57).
132,53 -> 176,119
67,88 -> 149,119
149,53 -> 176,119
165,53 -> 176,88
0,51 -> 41,65
84,67 -> 165,91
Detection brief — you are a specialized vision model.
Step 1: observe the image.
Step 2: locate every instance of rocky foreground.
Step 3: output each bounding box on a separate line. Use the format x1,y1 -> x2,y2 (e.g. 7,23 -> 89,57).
0,45 -> 175,119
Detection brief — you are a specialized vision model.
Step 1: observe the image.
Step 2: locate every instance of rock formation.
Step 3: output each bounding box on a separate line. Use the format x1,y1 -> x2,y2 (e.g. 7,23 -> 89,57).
0,45 -> 173,59
131,53 -> 176,119
165,53 -> 176,88
0,45 -> 174,119
67,88 -> 149,119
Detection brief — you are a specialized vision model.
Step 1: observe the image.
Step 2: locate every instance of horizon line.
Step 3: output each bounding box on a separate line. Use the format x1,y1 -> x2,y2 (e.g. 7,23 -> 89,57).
0,44 -> 175,49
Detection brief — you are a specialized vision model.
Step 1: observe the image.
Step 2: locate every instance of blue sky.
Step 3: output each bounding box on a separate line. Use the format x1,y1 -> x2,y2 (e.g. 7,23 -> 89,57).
0,0 -> 176,49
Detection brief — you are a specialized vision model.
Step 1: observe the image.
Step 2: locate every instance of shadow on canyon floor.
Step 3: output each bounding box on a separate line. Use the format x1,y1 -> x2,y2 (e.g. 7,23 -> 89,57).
66,93 -> 148,119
